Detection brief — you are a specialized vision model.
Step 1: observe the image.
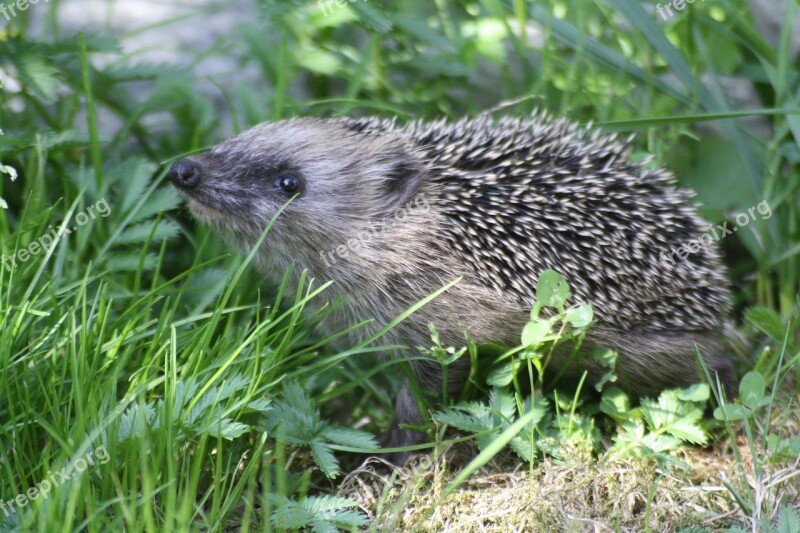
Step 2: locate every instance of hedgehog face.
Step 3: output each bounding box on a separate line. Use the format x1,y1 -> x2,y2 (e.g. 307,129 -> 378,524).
168,118 -> 425,276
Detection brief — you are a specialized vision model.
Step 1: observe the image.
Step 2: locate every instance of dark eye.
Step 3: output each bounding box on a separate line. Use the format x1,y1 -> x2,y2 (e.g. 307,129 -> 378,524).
277,174 -> 302,195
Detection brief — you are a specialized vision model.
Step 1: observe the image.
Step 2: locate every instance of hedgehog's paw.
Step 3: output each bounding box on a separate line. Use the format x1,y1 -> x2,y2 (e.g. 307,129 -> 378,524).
378,425 -> 427,466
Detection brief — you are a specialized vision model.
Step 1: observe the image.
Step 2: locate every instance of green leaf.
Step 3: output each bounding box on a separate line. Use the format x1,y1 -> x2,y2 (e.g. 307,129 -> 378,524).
302,495 -> 361,514
600,387 -> 630,421
641,389 -> 705,446
114,158 -> 159,213
128,187 -> 182,224
666,420 -> 708,445
591,348 -> 616,367
350,1 -> 393,32
739,371 -> 766,410
310,440 -> 339,478
713,404 -> 752,421
106,252 -> 159,272
394,14 -> 457,52
589,348 -> 618,391
534,270 -> 571,313
204,419 -> 250,440
115,220 -> 180,245
435,408 -> 543,505
17,53 -> 59,100
509,435 -> 536,461
296,44 -> 342,75
521,320 -> 550,346
489,386 -> 520,422
487,360 -> 520,386
434,409 -> 489,434
775,505 -> 800,533
280,381 -> 316,413
270,495 -> 367,532
320,427 -> 378,450
744,306 -> 787,341
678,383 -> 710,403
565,304 -> 593,328
640,433 -> 682,453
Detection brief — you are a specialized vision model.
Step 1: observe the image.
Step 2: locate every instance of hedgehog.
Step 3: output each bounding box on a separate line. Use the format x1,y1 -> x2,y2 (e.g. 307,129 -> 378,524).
168,112 -> 734,458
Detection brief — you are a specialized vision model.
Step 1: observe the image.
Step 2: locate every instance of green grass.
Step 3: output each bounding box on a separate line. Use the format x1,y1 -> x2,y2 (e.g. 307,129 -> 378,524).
1,0 -> 799,530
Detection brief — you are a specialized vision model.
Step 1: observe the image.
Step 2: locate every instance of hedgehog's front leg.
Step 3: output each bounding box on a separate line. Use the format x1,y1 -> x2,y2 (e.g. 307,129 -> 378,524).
380,380 -> 426,464
380,357 -> 470,464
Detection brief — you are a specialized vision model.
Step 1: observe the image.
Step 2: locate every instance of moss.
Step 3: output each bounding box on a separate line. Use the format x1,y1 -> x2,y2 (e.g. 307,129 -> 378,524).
341,443 -> 753,531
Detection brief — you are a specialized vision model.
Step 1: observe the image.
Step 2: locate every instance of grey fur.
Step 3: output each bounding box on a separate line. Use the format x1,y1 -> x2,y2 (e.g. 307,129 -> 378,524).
170,112 -> 734,459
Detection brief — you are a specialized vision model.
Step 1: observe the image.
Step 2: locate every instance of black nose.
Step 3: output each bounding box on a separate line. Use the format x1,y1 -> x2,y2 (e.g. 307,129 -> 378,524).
168,159 -> 202,189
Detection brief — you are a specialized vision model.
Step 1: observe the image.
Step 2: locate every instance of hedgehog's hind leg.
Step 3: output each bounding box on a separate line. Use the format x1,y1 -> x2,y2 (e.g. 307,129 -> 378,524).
585,326 -> 736,399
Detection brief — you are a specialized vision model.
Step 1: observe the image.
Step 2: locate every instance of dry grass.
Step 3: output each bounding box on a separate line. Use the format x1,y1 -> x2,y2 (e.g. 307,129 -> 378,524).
340,403 -> 800,532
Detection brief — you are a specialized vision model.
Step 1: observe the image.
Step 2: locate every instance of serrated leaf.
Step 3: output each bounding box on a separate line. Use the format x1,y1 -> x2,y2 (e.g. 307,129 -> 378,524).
281,381 -> 316,413
323,509 -> 369,527
17,53 -> 59,100
310,440 -> 339,478
270,496 -> 313,529
640,433 -> 682,453
302,495 -> 361,514
247,399 -> 271,412
115,220 -> 179,245
487,360 -> 519,386
775,504 -> 800,533
678,383 -> 710,403
433,409 -> 488,434
106,252 -> 158,271
113,158 -> 159,213
41,130 -> 90,150
320,427 -> 378,450
641,389 -> 703,442
117,403 -> 157,441
489,387 -> 518,421
665,420 -> 708,445
509,435 -> 536,461
350,1 -> 393,32
128,187 -> 182,224
203,419 -> 250,440
744,306 -> 787,341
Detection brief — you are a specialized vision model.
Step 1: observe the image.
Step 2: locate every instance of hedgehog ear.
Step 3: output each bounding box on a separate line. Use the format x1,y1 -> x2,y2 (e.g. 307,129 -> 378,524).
379,151 -> 424,214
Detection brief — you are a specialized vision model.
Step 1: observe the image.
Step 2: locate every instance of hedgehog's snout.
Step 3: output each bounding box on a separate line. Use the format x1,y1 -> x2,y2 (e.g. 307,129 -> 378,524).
168,159 -> 202,190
